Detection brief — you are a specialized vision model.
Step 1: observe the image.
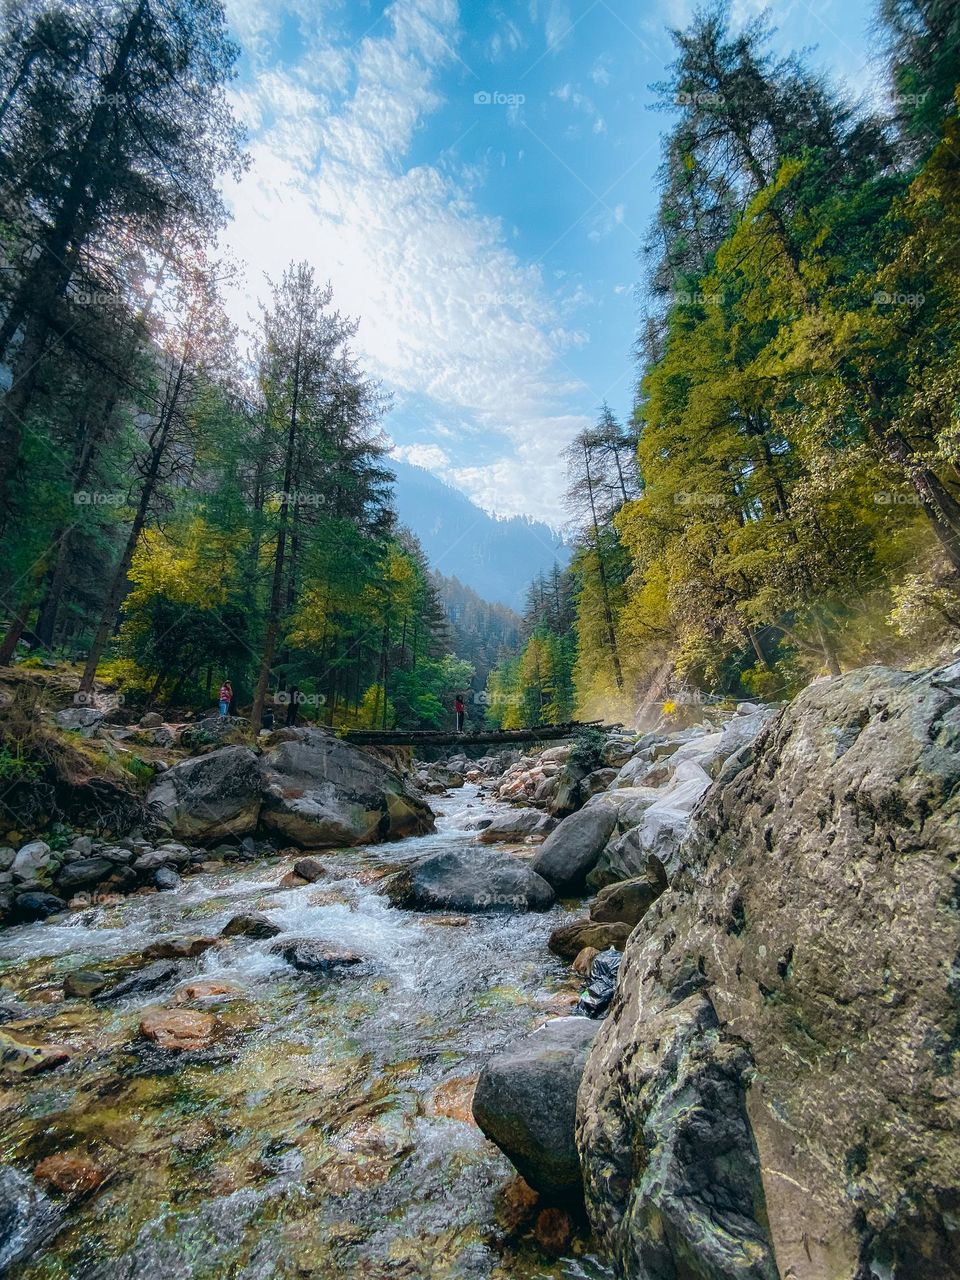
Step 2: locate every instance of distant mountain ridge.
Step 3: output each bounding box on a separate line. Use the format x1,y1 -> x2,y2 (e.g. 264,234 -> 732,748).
387,458 -> 570,609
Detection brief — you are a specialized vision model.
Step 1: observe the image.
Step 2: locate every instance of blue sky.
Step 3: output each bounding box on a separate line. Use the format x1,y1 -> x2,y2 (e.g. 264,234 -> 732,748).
219,0 -> 882,523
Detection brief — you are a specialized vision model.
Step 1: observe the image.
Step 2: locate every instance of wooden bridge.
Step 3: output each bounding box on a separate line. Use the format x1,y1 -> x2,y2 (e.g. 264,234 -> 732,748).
343,720 -> 612,749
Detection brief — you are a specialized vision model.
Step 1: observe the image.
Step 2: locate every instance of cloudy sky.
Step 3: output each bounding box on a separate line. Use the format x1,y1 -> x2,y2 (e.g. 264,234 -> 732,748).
219,0 -> 880,524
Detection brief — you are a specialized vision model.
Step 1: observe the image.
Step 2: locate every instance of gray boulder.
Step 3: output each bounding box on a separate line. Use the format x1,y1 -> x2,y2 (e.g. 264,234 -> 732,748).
54,706 -> 103,736
477,808 -> 543,843
11,841 -> 53,883
578,662 -> 960,1280
531,806 -> 618,893
154,867 -> 180,891
387,848 -> 555,913
11,892 -> 64,922
54,858 -> 115,895
0,848 -> 14,873
260,728 -> 434,848
146,745 -> 262,843
588,861 -> 667,927
473,1018 -> 600,1199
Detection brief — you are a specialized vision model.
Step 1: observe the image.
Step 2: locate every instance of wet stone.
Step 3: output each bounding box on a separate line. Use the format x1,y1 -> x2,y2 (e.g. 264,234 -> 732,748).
220,912 -> 281,939
63,969 -> 108,998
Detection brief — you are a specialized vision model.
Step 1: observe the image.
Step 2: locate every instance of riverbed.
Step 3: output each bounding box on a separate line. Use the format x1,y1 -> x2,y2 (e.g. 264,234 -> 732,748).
0,786 -> 613,1279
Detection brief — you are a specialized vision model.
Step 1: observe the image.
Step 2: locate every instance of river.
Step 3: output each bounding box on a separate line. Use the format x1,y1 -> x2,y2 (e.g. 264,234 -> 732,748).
0,785 -> 614,1280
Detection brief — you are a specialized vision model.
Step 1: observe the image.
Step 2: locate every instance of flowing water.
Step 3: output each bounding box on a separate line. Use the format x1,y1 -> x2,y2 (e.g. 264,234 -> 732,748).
0,787 -> 613,1280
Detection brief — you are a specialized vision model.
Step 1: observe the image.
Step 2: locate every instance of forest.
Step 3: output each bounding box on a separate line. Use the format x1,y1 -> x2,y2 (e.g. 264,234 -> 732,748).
487,0 -> 960,726
2,0 -> 960,738
0,0 -> 476,733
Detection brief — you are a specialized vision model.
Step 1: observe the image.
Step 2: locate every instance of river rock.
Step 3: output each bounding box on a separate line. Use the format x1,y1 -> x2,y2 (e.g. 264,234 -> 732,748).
154,867 -> 180,891
220,912 -> 281,939
270,938 -> 363,974
477,809 -> 543,843
54,706 -> 104,736
146,746 -> 263,842
11,841 -> 53,883
0,1165 -> 62,1273
138,711 -> 163,728
588,861 -> 668,927
63,969 -> 108,998
293,856 -> 326,883
139,1007 -> 217,1050
577,662 -> 960,1280
0,1032 -> 70,1075
548,919 -> 631,961
260,728 -> 434,848
387,848 -> 555,913
531,806 -> 618,893
142,936 -> 217,960
473,1017 -> 600,1199
97,960 -> 183,1002
12,892 -> 65,922
54,858 -> 114,895
0,848 -> 14,872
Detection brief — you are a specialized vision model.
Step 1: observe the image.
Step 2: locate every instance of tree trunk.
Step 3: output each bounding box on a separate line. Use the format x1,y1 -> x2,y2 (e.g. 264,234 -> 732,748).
78,356 -> 186,693
583,441 -> 624,690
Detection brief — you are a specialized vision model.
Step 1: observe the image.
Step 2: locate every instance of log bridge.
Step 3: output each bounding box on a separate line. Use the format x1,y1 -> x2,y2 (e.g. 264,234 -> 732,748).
343,720 -> 614,749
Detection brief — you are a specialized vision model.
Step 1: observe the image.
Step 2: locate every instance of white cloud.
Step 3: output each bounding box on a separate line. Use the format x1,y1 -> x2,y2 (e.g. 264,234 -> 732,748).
219,0 -> 589,522
391,442 -> 452,471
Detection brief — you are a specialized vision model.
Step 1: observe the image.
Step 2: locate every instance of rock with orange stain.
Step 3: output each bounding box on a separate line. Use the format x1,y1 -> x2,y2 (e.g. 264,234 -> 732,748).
572,945 -> 600,976
277,872 -> 307,888
495,1176 -> 539,1232
139,1007 -> 218,1050
534,1206 -> 571,1254
174,980 -> 241,1003
426,1074 -> 479,1124
33,1152 -> 107,1196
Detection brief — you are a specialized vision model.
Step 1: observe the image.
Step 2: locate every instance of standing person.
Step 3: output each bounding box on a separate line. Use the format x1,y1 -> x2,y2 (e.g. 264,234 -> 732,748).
218,679 -> 233,719
454,694 -> 465,733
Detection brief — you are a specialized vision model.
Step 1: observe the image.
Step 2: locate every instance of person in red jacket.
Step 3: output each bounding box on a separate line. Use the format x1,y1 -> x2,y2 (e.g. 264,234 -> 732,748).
218,679 -> 233,719
454,694 -> 465,733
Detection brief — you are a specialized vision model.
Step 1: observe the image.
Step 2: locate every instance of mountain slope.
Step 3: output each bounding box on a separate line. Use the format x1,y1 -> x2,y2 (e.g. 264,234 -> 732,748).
388,458 -> 570,609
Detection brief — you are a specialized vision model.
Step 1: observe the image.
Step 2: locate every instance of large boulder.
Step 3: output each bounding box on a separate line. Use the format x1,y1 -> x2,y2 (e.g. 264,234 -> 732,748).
260,728 -> 434,848
146,746 -> 262,843
11,841 -> 53,883
586,761 -> 712,890
387,848 -> 555,913
588,861 -> 668,926
473,1018 -> 600,1199
54,858 -> 115,895
531,806 -> 618,893
477,809 -> 543,843
577,663 -> 960,1280
54,706 -> 104,736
